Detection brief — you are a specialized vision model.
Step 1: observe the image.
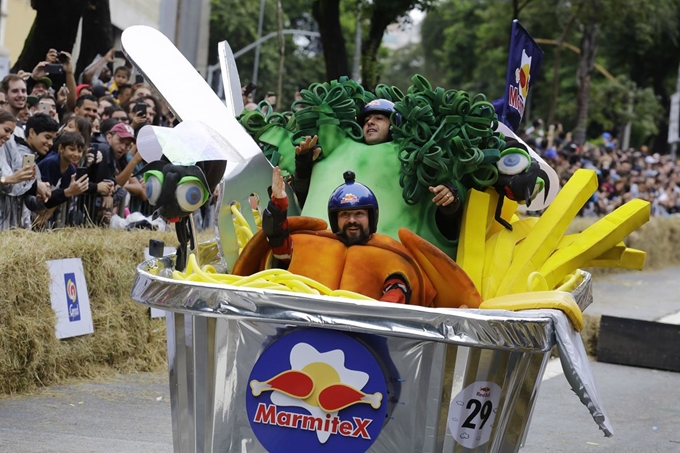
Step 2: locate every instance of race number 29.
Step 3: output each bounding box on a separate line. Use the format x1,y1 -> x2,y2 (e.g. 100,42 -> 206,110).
448,381 -> 502,449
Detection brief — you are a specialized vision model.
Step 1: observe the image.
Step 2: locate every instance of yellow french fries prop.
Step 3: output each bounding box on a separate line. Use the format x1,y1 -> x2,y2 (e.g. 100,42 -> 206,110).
174,168 -> 649,321
457,189 -> 492,293
455,169 -> 651,314
174,254 -> 375,300
481,291 -> 584,331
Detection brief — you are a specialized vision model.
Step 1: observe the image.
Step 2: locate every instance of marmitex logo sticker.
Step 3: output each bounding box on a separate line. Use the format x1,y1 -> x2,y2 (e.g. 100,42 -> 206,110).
246,329 -> 388,452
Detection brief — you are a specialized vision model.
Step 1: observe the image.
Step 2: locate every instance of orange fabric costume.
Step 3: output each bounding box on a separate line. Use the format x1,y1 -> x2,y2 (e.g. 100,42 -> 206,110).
285,230 -> 435,306
233,217 -> 482,309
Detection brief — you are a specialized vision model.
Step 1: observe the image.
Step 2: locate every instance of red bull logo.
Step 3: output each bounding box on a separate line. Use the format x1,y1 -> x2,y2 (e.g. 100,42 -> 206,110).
508,49 -> 532,118
246,329 -> 388,452
340,193 -> 360,204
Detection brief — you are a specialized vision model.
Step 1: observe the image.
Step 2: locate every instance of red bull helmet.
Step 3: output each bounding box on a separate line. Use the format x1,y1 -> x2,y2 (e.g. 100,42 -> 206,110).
328,171 -> 379,234
357,99 -> 401,126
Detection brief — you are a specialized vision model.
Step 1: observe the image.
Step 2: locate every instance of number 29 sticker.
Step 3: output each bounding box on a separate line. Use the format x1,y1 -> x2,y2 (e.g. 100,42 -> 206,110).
447,381 -> 501,449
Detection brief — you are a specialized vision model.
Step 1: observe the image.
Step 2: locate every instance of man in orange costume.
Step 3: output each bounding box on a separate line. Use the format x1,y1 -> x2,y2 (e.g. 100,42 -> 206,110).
256,167 -> 434,305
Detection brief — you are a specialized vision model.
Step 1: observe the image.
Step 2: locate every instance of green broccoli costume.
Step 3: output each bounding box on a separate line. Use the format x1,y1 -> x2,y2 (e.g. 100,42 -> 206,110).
238,76 -> 506,258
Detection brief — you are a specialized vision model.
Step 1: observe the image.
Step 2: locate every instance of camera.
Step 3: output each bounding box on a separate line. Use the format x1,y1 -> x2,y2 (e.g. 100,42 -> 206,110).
44,64 -> 63,75
57,52 -> 69,64
75,167 -> 89,180
133,102 -> 148,117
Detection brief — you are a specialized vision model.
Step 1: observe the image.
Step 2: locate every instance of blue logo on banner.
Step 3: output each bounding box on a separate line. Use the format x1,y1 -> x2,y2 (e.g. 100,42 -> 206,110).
246,329 -> 388,453
64,273 -> 81,322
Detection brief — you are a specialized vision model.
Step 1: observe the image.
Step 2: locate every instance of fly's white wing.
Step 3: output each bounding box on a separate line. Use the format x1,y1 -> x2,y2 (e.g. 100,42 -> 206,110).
121,26 -> 257,163
137,120 -> 245,166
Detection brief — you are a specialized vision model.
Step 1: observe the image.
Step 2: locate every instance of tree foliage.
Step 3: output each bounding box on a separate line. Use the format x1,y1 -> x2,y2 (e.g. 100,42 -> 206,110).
416,0 -> 680,149
209,0 -> 326,107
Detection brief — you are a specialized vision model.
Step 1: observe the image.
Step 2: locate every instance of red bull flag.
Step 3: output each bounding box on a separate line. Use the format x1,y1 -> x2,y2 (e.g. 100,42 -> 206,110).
492,20 -> 544,132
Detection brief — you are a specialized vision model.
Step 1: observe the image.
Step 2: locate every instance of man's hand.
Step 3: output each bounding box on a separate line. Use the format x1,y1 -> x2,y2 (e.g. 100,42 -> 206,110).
271,166 -> 287,199
65,174 -> 89,197
6,166 -> 34,184
101,196 -> 113,210
60,51 -> 74,74
97,180 -> 114,196
429,184 -> 457,207
130,144 -> 144,165
131,110 -> 146,127
56,84 -> 69,105
31,61 -> 48,80
295,135 -> 322,161
37,181 -> 51,201
104,48 -> 115,63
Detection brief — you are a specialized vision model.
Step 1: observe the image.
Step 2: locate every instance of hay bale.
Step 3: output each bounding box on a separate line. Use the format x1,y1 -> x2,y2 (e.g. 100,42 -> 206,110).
0,228 -> 177,395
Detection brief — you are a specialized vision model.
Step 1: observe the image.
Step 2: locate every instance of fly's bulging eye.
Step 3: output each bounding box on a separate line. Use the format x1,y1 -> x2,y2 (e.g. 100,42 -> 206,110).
176,181 -> 206,212
498,150 -> 530,175
145,173 -> 163,206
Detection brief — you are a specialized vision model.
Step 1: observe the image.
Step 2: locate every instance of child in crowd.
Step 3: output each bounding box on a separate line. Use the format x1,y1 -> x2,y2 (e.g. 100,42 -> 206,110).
16,113 -> 59,163
36,132 -> 113,226
107,66 -> 131,102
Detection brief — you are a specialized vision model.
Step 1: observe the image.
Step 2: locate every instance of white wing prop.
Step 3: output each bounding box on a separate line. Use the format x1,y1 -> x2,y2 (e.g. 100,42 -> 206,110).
136,120 -> 246,166
496,122 -> 560,211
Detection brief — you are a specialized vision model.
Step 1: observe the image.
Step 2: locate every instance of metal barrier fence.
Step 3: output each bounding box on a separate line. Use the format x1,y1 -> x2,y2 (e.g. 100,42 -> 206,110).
41,192 -> 153,230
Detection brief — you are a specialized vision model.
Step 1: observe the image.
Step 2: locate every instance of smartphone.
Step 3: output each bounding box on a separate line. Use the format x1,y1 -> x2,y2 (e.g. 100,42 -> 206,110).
133,102 -> 148,116
22,154 -> 35,168
57,52 -> 69,64
75,167 -> 89,180
114,50 -> 126,59
135,74 -> 144,84
38,103 -> 51,115
44,64 -> 63,75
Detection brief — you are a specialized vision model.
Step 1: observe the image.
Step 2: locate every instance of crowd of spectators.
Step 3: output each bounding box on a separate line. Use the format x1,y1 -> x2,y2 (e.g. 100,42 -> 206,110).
2,47 -> 678,235
521,119 -> 680,217
0,48 -> 182,232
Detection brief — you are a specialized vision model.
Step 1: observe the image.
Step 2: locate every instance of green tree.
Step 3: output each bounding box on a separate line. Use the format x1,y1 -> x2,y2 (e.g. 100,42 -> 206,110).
310,0 -> 435,88
209,0 -> 325,107
589,75 -> 663,145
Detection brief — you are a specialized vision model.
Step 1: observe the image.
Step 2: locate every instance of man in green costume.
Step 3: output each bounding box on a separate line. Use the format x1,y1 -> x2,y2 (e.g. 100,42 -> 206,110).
287,99 -> 462,257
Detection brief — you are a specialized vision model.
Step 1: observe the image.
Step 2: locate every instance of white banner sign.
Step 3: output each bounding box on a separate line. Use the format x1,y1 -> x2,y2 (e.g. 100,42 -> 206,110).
47,258 -> 94,339
144,246 -> 176,318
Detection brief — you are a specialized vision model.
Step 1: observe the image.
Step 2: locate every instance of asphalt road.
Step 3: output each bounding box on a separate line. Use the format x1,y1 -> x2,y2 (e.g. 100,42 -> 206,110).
1,267 -> 679,453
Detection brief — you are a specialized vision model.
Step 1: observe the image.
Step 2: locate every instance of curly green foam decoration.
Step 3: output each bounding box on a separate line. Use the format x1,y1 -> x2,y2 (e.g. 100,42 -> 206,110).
392,75 -> 505,205
233,75 -> 506,256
